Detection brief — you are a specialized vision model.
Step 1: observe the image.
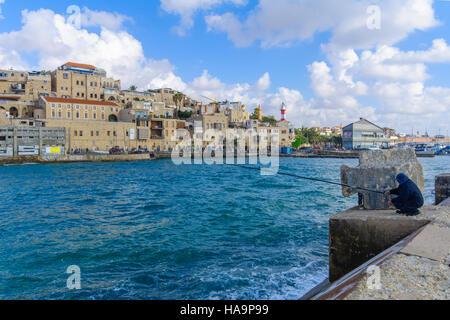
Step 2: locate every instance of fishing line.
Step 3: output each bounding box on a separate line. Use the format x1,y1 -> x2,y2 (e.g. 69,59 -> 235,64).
229,164 -> 385,195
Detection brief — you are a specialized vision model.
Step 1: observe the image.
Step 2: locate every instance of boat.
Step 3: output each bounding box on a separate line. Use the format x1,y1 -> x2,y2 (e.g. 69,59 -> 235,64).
436,146 -> 450,156
414,144 -> 437,157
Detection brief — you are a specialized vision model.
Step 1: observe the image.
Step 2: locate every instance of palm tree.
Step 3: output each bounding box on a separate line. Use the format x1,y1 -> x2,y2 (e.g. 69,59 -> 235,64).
173,93 -> 185,118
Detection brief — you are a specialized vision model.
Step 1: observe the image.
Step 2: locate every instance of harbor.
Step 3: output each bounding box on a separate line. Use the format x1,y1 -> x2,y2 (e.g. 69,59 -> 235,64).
0,154 -> 448,300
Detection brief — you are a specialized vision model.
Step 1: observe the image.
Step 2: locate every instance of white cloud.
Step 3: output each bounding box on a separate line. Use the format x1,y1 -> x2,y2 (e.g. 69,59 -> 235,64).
0,6 -> 449,133
0,8 -> 185,91
160,0 -> 247,36
206,0 -> 439,49
392,38 -> 450,63
357,46 -> 429,82
80,7 -> 133,31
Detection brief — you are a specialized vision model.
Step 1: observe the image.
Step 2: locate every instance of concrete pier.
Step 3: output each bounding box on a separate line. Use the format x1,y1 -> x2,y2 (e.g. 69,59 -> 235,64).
303,174 -> 450,300
328,207 -> 431,282
0,153 -> 153,165
436,173 -> 450,205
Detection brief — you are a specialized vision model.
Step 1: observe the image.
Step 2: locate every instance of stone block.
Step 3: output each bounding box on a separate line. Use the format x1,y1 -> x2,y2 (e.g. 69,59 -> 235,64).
329,208 -> 430,282
341,148 -> 424,210
435,173 -> 450,205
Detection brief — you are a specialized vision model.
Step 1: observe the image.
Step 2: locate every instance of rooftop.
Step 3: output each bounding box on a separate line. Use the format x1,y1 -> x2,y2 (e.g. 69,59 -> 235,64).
63,62 -> 96,69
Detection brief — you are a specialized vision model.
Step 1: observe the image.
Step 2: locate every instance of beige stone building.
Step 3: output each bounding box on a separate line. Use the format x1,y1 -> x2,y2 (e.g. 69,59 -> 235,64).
0,69 -> 50,117
245,119 -> 295,148
152,88 -> 180,106
26,73 -> 52,102
51,62 -> 120,101
36,97 -> 122,122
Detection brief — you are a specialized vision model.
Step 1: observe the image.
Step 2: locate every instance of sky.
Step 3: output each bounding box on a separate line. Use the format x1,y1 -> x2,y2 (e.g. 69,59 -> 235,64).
0,0 -> 450,135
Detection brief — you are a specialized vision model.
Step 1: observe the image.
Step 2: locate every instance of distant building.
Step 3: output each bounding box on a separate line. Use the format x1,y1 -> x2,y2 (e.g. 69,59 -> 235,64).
342,118 -> 390,149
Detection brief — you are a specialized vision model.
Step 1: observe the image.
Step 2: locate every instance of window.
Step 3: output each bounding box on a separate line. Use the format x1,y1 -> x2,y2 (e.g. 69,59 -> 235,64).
76,112 -> 80,119
93,113 -> 97,119
76,80 -> 79,85
91,131 -> 94,137
76,105 -> 80,109
63,73 -> 69,79
52,111 -> 55,118
101,113 -> 105,120
96,131 -> 99,137
113,131 -> 116,137
85,113 -> 88,119
107,131 -> 110,136
58,111 -> 62,118
67,112 -> 71,118
74,130 -> 78,136
79,131 -> 83,137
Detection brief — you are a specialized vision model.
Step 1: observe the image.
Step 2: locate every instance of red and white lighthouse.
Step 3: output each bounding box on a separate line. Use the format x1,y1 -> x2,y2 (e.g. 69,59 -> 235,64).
281,102 -> 287,122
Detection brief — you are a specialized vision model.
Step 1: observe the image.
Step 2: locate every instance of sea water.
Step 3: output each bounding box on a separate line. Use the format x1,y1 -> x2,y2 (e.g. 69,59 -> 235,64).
0,157 -> 447,299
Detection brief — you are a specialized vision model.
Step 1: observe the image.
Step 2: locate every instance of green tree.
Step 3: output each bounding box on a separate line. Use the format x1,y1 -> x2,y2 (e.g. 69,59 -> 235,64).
250,108 -> 259,120
129,85 -> 137,91
292,135 -> 307,148
177,111 -> 193,120
173,93 -> 184,107
262,116 -> 277,123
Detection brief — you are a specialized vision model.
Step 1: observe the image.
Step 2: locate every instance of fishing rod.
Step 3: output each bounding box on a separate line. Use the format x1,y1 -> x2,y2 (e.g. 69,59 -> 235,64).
230,164 -> 385,195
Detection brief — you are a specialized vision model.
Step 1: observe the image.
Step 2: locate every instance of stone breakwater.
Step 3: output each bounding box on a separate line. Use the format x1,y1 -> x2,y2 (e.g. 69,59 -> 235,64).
0,153 -> 153,165
344,205 -> 450,300
304,171 -> 450,300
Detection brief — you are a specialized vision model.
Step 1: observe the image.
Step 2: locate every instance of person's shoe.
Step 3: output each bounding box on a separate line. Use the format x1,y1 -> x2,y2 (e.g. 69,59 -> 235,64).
396,210 -> 405,215
406,210 -> 420,217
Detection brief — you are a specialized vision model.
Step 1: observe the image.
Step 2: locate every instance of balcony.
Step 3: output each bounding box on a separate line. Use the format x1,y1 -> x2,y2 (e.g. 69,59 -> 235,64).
11,84 -> 26,92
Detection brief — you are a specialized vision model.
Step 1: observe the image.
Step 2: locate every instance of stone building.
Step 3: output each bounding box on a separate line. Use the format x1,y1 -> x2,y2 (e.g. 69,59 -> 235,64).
36,97 -> 122,122
343,118 -> 390,150
51,62 -> 120,101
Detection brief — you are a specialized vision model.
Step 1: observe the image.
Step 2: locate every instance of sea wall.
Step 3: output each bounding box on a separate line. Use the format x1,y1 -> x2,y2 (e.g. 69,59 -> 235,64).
0,153 -> 152,164
341,149 -> 424,210
435,173 -> 450,205
328,208 -> 430,282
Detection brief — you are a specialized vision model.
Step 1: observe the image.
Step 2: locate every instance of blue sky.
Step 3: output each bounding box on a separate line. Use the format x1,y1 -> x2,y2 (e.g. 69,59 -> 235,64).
0,0 -> 449,134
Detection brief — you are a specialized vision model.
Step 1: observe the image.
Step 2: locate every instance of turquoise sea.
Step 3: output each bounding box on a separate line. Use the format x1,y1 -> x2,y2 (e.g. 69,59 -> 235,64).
0,157 -> 448,300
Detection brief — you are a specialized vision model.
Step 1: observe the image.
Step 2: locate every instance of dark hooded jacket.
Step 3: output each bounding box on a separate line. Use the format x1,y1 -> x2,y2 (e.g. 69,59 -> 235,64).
390,174 -> 424,211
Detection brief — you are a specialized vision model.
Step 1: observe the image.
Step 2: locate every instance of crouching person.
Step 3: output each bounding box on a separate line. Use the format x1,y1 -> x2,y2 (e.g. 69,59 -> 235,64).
384,173 -> 424,216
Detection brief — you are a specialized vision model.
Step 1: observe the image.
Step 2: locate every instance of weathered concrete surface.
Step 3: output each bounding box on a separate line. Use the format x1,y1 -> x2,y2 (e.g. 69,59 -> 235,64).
344,205 -> 450,300
345,253 -> 450,300
435,173 -> 450,205
400,225 -> 450,262
341,148 -> 424,210
329,207 -> 431,282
